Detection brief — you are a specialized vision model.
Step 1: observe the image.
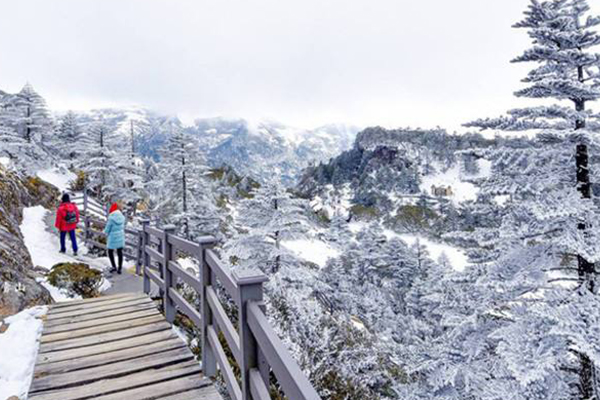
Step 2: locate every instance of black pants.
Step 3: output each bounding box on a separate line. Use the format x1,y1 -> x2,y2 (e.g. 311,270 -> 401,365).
108,248 -> 123,271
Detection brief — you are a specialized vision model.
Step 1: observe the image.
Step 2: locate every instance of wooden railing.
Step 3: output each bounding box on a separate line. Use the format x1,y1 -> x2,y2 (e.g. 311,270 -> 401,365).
74,192 -> 321,400
140,223 -> 321,400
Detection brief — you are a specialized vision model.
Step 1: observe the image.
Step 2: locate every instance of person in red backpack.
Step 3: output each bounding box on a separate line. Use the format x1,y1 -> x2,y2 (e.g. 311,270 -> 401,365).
55,193 -> 80,256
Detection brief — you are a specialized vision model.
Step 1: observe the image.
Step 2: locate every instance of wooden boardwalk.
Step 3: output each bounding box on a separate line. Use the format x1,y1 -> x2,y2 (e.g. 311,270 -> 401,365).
28,293 -> 222,400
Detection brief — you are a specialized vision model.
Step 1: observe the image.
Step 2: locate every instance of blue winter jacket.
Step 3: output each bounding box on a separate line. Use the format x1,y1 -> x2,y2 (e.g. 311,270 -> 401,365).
104,210 -> 126,250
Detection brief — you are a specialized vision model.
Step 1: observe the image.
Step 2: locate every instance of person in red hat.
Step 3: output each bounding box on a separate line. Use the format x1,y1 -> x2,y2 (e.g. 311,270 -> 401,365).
104,202 -> 126,273
55,193 -> 80,255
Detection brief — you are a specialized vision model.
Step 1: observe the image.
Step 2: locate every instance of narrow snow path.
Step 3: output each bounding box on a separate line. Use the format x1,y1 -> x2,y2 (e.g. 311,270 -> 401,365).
0,306 -> 47,400
20,206 -> 112,301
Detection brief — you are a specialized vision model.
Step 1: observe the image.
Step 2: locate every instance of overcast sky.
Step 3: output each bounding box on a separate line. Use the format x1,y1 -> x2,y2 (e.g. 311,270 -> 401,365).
1,0 -> 599,132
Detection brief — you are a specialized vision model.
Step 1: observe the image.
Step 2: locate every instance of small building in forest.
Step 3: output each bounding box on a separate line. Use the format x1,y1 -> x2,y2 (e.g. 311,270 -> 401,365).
431,185 -> 453,197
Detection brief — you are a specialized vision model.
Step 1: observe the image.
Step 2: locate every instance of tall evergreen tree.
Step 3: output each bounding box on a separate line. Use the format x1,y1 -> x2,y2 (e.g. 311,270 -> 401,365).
55,111 -> 85,167
466,3 -> 600,396
225,182 -> 309,273
83,119 -> 120,201
156,123 -> 218,238
13,83 -> 52,143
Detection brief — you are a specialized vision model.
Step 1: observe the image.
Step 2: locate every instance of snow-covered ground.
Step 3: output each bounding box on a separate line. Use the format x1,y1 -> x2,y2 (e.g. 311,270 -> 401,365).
36,167 -> 77,193
421,165 -> 478,204
0,306 -> 47,400
283,239 -> 340,268
20,205 -> 112,301
0,156 -> 10,168
420,159 -> 492,205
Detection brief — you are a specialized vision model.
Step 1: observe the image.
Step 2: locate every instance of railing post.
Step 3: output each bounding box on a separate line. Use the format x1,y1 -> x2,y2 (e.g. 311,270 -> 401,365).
233,268 -> 269,400
83,189 -> 90,245
199,237 -> 218,378
162,225 -> 177,323
135,229 -> 143,276
141,219 -> 151,294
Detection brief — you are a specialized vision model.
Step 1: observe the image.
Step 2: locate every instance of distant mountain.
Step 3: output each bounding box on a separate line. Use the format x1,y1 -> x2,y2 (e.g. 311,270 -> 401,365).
296,127 -> 524,221
187,118 -> 359,185
63,108 -> 358,185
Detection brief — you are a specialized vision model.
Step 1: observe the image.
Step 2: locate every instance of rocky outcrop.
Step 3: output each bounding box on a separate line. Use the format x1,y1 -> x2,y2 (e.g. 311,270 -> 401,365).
0,165 -> 58,317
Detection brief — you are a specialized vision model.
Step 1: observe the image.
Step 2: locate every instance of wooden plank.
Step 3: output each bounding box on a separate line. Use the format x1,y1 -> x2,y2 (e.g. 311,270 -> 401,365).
29,362 -> 204,400
160,386 -> 222,400
167,235 -> 200,256
41,314 -> 165,343
145,246 -> 163,263
87,239 -> 107,249
250,369 -> 271,400
92,375 -> 216,400
44,308 -> 161,335
36,329 -> 179,364
206,249 -> 238,298
207,325 -> 242,400
34,338 -> 187,376
46,297 -> 153,320
39,321 -> 172,353
49,294 -> 139,310
145,226 -> 163,238
44,302 -> 158,328
146,268 -> 165,290
247,301 -> 321,400
125,227 -> 139,235
30,347 -> 195,393
48,295 -> 147,314
169,261 -> 202,293
206,286 -> 240,364
168,288 -> 201,327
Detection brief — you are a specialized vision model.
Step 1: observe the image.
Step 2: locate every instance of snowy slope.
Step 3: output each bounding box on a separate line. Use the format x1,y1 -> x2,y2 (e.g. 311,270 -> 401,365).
37,167 -> 77,193
283,239 -> 340,268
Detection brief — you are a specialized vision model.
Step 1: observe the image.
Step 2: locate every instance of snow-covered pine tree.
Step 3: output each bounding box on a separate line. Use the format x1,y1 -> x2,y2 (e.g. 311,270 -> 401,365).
13,83 -> 53,144
326,211 -> 353,249
464,1 -> 600,397
225,181 -> 309,273
83,119 -> 121,201
112,120 -> 148,214
156,122 -> 218,238
0,91 -> 51,172
55,111 -> 85,168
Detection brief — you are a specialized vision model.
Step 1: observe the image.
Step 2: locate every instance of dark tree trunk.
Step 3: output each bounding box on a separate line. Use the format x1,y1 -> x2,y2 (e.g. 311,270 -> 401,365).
182,152 -> 189,239
574,68 -> 596,397
274,198 -> 280,273
25,106 -> 31,142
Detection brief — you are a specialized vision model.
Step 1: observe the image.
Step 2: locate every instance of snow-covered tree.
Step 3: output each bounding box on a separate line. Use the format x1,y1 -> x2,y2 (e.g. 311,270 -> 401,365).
0,90 -> 52,172
55,111 -> 85,167
457,2 -> 600,397
12,83 -> 53,144
226,181 -> 309,273
154,123 -> 218,238
82,119 -> 121,201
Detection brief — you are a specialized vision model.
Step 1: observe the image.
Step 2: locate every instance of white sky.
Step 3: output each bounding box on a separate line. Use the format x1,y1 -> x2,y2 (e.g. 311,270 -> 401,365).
1,0 -> 599,131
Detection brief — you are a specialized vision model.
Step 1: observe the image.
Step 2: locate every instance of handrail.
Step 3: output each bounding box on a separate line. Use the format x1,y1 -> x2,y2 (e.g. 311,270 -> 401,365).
205,249 -> 238,297
137,223 -> 322,400
77,189 -> 321,399
247,302 -> 320,400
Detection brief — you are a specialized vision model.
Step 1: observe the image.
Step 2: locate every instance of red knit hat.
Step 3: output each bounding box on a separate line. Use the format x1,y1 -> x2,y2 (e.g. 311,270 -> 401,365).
109,203 -> 119,214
